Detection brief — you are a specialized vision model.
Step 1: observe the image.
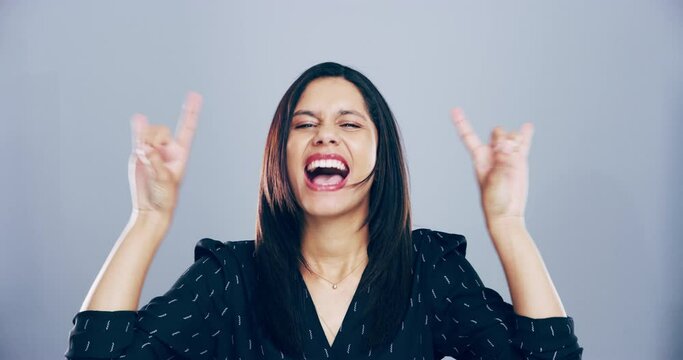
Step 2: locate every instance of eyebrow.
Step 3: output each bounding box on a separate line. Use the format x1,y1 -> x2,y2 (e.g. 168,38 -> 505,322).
293,109 -> 368,121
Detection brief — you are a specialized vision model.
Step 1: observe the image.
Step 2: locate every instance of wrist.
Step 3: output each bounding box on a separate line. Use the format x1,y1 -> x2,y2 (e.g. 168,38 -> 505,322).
486,216 -> 527,237
131,209 -> 173,230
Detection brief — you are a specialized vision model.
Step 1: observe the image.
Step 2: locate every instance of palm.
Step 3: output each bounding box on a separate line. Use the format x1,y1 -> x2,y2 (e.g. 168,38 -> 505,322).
155,141 -> 188,180
132,140 -> 185,191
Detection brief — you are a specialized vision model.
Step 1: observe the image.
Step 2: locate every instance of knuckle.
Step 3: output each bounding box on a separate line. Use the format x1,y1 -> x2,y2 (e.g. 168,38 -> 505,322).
151,128 -> 172,145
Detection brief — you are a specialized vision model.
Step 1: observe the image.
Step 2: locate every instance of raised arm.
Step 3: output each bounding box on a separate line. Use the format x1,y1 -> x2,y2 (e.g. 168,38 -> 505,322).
450,108 -> 565,318
80,92 -> 202,312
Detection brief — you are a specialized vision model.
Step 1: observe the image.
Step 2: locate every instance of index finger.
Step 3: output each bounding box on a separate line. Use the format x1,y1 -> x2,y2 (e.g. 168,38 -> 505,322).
450,107 -> 483,157
175,91 -> 203,150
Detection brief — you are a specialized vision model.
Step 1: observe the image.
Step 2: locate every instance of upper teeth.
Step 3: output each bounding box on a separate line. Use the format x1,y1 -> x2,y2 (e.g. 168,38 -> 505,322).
306,159 -> 347,172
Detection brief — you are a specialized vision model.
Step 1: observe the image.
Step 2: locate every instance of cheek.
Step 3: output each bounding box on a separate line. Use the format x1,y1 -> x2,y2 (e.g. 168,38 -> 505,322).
285,148 -> 296,180
352,136 -> 378,173
286,138 -> 304,182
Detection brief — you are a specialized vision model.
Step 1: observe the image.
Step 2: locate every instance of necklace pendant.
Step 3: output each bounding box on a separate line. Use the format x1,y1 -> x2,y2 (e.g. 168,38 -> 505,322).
332,284 -> 338,289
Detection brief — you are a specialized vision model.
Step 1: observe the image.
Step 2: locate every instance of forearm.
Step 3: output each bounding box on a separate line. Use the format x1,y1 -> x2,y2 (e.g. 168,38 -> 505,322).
80,211 -> 172,312
486,217 -> 567,318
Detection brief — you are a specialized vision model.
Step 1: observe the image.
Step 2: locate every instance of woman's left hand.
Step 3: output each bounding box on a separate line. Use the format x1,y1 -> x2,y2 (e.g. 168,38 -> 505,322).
450,108 -> 534,228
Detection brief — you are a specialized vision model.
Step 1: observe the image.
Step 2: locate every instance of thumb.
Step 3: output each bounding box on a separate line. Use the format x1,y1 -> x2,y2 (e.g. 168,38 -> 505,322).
144,145 -> 173,182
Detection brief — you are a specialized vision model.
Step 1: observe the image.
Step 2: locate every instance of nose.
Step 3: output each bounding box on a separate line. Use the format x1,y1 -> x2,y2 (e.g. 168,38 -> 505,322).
312,125 -> 339,146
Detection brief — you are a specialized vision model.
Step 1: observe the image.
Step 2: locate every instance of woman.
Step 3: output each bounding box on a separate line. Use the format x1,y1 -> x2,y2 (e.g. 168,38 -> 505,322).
66,62 -> 582,359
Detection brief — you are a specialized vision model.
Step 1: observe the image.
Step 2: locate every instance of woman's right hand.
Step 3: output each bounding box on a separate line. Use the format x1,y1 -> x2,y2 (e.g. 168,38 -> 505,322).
128,92 -> 203,216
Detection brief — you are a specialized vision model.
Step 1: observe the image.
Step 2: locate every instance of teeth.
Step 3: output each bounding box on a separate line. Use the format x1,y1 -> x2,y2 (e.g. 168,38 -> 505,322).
306,159 -> 347,172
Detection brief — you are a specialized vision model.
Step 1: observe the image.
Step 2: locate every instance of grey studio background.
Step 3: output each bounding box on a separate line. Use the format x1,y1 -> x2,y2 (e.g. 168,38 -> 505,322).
1,1 -> 681,359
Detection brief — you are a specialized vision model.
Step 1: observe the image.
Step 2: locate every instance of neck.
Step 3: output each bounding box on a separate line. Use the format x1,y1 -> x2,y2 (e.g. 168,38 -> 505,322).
300,211 -> 370,279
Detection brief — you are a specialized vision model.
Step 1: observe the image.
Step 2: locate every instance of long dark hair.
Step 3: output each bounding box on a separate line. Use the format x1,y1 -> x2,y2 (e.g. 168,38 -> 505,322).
253,62 -> 412,355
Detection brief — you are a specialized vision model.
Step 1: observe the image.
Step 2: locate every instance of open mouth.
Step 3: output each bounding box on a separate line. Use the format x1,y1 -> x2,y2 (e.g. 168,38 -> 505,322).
304,155 -> 350,191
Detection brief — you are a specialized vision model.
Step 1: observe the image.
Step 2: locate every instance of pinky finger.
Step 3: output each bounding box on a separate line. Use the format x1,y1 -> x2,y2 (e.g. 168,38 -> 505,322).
130,113 -> 148,152
451,108 -> 484,157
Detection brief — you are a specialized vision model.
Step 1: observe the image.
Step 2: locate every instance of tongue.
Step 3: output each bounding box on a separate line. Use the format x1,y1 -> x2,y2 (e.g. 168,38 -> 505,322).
313,174 -> 344,186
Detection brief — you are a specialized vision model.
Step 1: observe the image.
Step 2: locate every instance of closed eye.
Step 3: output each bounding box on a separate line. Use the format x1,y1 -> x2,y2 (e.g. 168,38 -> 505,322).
294,123 -> 315,129
341,123 -> 361,129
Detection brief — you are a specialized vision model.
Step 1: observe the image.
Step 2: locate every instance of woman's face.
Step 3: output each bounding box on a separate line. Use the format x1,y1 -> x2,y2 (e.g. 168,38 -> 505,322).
286,77 -> 378,220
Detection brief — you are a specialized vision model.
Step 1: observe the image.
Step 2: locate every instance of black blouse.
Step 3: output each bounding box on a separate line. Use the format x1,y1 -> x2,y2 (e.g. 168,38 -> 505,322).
65,228 -> 583,359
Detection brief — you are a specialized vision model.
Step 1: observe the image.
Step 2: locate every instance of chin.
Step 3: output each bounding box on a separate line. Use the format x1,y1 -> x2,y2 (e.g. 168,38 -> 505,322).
303,198 -> 362,218
301,200 -> 352,219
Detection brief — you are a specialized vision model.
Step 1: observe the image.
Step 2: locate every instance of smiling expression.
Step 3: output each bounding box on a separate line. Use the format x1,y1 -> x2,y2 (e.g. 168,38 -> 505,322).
286,77 -> 378,219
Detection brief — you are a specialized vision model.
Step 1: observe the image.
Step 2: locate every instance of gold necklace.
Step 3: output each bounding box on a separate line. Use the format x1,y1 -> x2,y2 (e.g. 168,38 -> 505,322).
299,256 -> 368,290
